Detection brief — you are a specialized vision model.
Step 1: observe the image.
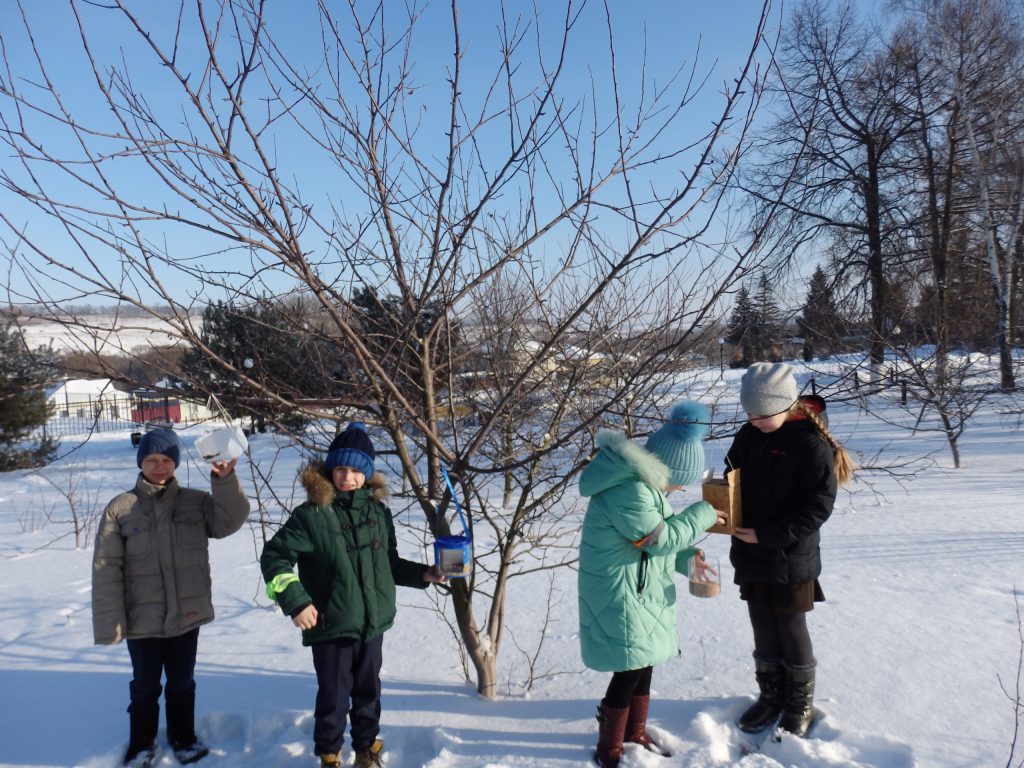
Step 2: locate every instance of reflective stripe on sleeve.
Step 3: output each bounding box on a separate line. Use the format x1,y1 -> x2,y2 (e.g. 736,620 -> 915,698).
266,572 -> 301,601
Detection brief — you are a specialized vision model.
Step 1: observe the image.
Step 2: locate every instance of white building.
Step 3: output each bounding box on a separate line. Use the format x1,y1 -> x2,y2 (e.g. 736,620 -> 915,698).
45,379 -> 131,420
43,378 -> 216,436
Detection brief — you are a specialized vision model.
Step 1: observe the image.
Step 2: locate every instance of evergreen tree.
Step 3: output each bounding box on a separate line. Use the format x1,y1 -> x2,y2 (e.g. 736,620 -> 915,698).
0,321 -> 58,470
751,274 -> 785,361
798,266 -> 845,359
180,299 -> 349,431
725,284 -> 757,366
351,287 -> 465,405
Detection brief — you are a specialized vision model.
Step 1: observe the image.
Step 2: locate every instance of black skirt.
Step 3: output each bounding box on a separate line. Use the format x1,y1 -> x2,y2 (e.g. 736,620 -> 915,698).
737,579 -> 825,613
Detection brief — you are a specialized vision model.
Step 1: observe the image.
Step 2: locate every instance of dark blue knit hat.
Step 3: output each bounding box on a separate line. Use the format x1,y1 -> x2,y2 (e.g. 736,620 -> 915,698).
324,422 -> 375,478
136,428 -> 182,469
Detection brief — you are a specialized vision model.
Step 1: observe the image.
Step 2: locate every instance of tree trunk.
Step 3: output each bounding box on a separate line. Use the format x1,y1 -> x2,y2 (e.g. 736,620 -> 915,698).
449,579 -> 498,699
864,171 -> 888,370
941,412 -> 961,469
998,332 -> 1015,391
959,76 -> 1016,392
502,419 -> 515,510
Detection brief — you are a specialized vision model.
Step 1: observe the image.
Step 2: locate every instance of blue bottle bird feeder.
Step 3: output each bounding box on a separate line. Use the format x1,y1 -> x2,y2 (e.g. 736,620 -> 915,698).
435,467 -> 472,578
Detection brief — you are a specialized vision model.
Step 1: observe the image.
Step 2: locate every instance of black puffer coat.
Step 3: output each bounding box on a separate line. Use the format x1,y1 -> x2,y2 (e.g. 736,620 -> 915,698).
725,417 -> 837,585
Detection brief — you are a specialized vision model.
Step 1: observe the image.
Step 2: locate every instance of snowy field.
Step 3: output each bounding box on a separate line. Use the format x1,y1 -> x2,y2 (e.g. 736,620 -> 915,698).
15,316 -> 197,355
0,360 -> 1022,767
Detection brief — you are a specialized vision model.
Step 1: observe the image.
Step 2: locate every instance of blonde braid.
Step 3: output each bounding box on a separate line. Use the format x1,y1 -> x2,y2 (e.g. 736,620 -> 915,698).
793,402 -> 854,487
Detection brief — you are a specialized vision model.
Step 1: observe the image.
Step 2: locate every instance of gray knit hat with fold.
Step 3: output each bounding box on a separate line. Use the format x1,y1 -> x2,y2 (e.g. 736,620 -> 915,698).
740,362 -> 798,416
644,400 -> 709,486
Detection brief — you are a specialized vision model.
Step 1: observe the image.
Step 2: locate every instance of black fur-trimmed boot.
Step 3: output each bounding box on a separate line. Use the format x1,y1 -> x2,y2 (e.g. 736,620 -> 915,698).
778,662 -> 817,737
737,656 -> 784,733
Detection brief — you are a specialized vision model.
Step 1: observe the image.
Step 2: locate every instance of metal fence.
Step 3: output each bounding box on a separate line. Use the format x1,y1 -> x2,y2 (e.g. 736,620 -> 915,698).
38,394 -> 210,439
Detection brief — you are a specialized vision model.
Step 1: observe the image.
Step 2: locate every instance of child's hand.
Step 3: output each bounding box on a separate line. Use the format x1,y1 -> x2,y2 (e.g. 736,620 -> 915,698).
713,507 -> 728,527
733,526 -> 759,544
422,565 -> 449,585
211,458 -> 238,477
691,552 -> 718,582
292,604 -> 319,630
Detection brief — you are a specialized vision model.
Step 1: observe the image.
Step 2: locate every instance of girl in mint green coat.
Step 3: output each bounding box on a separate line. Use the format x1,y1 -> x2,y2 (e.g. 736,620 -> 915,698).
578,401 -> 722,767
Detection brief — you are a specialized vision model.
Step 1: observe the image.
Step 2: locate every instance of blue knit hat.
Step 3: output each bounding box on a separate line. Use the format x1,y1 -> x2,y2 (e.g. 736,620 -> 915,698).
324,422 -> 375,478
136,428 -> 181,469
644,401 -> 709,486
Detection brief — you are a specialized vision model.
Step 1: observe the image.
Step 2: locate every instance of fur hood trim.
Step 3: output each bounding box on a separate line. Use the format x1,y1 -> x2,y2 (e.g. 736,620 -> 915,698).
299,460 -> 389,507
595,428 -> 670,491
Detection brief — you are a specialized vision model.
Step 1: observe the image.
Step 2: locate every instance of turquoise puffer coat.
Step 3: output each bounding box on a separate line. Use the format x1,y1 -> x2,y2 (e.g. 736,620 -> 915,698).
578,430 -> 717,672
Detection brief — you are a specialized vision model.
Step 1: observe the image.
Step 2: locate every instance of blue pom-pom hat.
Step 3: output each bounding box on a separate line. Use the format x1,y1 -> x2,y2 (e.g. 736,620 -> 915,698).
644,400 -> 709,486
324,422 -> 376,479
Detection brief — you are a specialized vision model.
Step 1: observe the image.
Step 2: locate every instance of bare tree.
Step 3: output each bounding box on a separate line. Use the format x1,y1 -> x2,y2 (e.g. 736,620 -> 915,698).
0,0 -> 779,697
935,0 -> 1024,391
38,465 -> 105,549
868,0 -> 1024,465
1004,587 -> 1024,768
742,0 -> 919,371
879,0 -> 1024,392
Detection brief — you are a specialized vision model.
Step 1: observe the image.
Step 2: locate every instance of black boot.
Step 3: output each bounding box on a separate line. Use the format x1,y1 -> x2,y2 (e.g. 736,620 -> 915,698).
778,662 -> 817,737
594,700 -> 629,767
124,705 -> 159,766
737,656 -> 784,733
166,690 -> 209,763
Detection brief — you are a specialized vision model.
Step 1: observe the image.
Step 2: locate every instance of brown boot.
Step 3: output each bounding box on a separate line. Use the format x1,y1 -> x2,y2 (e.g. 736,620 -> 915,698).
353,739 -> 384,768
318,751 -> 342,768
624,695 -> 671,756
594,701 -> 629,767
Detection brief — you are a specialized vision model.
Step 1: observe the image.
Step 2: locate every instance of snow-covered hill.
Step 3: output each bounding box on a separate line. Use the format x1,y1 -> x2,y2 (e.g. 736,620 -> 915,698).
16,314 -> 198,355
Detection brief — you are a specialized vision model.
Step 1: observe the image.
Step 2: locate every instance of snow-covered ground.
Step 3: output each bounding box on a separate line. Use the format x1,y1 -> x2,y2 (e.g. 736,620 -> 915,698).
1,361 -> 1021,767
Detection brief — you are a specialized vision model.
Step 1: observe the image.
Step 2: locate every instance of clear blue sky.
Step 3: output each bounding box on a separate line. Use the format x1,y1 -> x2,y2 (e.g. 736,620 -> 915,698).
0,1 -> 875,308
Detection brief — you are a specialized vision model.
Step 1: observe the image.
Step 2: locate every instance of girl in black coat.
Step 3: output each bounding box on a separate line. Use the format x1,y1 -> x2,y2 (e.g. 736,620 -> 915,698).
726,363 -> 853,738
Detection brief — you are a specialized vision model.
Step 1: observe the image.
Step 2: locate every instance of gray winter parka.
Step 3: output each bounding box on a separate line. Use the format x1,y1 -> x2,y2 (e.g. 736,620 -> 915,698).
92,471 -> 250,644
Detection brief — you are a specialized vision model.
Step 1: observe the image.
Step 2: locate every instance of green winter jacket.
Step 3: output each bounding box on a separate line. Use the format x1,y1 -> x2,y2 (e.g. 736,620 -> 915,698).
577,430 -> 717,672
260,463 -> 428,646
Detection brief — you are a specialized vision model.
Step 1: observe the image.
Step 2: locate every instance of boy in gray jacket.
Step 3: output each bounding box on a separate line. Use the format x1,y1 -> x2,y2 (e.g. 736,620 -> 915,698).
92,428 -> 249,767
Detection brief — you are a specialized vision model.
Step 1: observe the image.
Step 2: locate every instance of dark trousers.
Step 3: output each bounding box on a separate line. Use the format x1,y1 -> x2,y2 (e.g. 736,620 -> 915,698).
603,666 -> 653,709
747,599 -> 815,667
310,635 -> 384,755
126,628 -> 200,744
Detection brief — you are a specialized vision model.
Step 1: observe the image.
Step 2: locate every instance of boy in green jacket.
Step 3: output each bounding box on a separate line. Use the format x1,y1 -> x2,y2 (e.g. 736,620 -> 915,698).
261,423 -> 447,768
